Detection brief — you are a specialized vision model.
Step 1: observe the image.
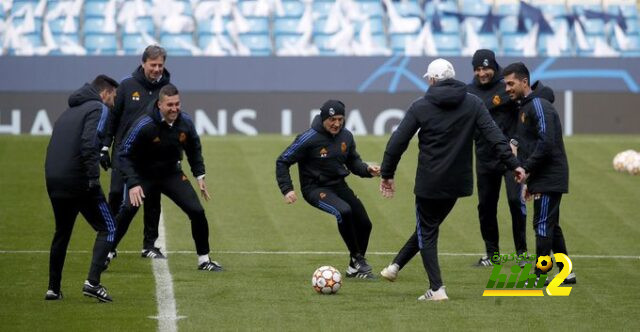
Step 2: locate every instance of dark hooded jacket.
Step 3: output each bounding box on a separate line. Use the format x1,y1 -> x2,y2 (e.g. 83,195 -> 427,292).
45,83 -> 109,197
118,101 -> 204,188
513,81 -> 568,193
275,115 -> 372,196
467,66 -> 519,173
103,65 -> 171,150
381,79 -> 519,199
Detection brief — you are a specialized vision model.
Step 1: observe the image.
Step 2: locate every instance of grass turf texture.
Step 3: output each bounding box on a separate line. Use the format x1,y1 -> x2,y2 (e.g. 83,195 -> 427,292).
1,135 -> 639,331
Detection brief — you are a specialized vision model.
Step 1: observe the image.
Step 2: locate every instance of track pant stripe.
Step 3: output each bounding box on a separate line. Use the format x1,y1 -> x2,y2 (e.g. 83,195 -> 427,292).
538,195 -> 549,237
98,201 -> 116,242
317,201 -> 342,223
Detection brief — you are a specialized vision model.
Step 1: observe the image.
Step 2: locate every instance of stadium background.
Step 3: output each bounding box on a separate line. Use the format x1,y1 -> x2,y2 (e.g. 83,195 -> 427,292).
1,0 -> 640,331
2,0 -> 640,136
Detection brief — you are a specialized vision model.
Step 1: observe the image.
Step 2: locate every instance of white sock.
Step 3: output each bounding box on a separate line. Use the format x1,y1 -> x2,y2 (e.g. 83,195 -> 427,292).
198,255 -> 210,265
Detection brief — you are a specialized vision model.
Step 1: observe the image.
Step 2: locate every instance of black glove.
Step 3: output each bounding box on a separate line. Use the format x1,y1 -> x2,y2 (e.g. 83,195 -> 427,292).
100,146 -> 111,171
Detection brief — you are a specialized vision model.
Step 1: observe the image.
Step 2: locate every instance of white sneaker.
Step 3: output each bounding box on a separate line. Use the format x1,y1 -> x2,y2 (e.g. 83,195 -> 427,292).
418,286 -> 448,301
380,263 -> 400,282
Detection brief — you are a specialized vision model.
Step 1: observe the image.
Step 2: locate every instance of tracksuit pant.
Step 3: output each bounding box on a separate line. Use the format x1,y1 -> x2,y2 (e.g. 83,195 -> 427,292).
304,184 -> 373,260
109,153 -> 160,250
112,172 -> 210,256
48,193 -> 116,292
533,192 -> 569,274
477,170 -> 527,260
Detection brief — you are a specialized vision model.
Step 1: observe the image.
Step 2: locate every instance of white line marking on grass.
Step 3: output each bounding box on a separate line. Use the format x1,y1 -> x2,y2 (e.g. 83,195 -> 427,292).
147,211 -> 185,331
1,250 -> 638,260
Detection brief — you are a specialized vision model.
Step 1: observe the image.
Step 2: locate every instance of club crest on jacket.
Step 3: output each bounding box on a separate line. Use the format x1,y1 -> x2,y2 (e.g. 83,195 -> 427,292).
492,95 -> 501,106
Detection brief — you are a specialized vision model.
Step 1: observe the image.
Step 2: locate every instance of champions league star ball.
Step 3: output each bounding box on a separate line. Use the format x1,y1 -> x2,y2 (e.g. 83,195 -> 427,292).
613,150 -> 640,175
311,266 -> 342,294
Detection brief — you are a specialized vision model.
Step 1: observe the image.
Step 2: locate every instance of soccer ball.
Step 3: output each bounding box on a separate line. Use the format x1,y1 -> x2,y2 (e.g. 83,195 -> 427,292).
613,150 -> 640,175
311,266 -> 342,294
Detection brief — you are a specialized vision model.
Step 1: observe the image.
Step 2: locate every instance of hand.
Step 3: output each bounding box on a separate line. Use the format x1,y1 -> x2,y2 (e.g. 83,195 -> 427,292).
380,178 -> 395,198
510,143 -> 518,157
367,165 -> 381,177
197,178 -> 211,201
129,185 -> 145,207
99,147 -> 111,171
513,167 -> 528,183
284,191 -> 297,204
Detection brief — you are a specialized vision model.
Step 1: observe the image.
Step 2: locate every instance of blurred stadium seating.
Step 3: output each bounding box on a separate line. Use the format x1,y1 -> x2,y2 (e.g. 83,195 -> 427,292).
0,0 -> 639,56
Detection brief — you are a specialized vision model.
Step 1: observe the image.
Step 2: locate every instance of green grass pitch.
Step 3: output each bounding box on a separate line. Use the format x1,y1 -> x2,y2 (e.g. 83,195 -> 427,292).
1,135 -> 639,331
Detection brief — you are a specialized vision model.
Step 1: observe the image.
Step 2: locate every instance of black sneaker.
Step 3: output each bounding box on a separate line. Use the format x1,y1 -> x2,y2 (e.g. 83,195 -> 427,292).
198,260 -> 224,272
346,255 -> 375,279
82,281 -> 112,302
474,256 -> 495,267
45,290 -> 63,300
561,272 -> 577,285
141,247 -> 166,259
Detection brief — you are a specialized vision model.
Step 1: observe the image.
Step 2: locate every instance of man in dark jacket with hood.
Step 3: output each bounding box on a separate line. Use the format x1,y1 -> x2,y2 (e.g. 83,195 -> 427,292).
276,100 -> 381,279
110,84 -> 223,272
378,58 -> 525,301
45,75 -> 119,302
467,49 -> 527,267
503,62 -> 575,285
101,45 -> 171,261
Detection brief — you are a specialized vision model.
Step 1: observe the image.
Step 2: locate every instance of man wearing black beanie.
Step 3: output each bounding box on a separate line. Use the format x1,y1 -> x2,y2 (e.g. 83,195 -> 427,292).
276,100 -> 381,279
468,49 -> 528,267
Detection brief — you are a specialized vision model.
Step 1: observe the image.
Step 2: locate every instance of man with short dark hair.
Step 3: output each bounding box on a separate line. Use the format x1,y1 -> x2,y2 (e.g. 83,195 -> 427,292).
276,100 -> 381,279
110,84 -> 223,272
379,58 -> 525,301
101,45 -> 171,261
502,62 -> 575,285
468,49 -> 527,267
45,75 -> 119,302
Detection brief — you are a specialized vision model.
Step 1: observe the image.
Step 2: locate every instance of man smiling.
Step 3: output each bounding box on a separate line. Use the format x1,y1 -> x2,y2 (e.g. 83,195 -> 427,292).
276,100 -> 381,279
110,84 -> 224,272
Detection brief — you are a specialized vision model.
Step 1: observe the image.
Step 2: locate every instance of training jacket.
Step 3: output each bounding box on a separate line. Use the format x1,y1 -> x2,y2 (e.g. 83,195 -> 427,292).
276,115 -> 372,195
103,65 -> 171,149
381,79 -> 519,199
467,67 -> 519,173
513,81 -> 569,193
45,83 -> 109,198
118,101 -> 204,188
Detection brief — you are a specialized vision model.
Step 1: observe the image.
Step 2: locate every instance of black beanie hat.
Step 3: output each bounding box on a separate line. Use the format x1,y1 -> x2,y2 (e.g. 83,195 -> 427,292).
472,49 -> 498,71
320,100 -> 346,121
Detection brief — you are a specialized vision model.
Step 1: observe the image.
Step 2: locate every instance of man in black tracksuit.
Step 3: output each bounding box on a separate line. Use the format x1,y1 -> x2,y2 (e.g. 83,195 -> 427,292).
276,100 -> 381,279
467,49 -> 527,266
45,75 -> 119,302
378,59 -> 525,301
503,62 -> 575,284
101,45 -> 171,259
111,84 -> 223,272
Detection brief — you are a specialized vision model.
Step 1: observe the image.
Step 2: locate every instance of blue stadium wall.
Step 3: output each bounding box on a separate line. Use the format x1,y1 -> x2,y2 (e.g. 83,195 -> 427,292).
1,56 -> 639,135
